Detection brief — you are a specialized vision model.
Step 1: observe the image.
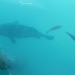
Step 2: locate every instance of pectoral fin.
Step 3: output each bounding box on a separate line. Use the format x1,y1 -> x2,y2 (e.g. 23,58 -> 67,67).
9,37 -> 16,44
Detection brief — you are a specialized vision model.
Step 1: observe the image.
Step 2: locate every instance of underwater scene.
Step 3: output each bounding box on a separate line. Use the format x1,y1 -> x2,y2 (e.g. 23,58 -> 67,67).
0,0 -> 75,75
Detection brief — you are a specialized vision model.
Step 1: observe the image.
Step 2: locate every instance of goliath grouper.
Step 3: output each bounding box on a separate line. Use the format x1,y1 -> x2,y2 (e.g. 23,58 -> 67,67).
0,21 -> 54,44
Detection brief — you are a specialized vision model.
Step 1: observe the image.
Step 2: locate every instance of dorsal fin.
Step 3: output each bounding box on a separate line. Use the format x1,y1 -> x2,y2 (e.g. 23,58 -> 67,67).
13,21 -> 19,24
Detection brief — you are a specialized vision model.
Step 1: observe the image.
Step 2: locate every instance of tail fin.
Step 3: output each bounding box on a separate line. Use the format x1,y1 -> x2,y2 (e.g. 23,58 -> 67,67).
19,1 -> 25,6
43,34 -> 54,40
46,30 -> 52,34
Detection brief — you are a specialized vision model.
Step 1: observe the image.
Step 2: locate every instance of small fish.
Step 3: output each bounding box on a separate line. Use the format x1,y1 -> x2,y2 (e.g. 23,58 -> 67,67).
19,1 -> 32,6
46,25 -> 62,34
66,32 -> 75,41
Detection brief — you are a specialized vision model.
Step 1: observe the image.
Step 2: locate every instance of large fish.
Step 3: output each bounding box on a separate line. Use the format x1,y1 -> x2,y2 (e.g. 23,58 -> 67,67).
0,21 -> 54,44
46,25 -> 62,34
66,32 -> 75,41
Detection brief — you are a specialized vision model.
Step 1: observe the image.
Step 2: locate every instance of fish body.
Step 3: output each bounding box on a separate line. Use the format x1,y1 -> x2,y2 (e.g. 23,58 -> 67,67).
0,21 -> 54,44
47,25 -> 62,34
66,32 -> 75,41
